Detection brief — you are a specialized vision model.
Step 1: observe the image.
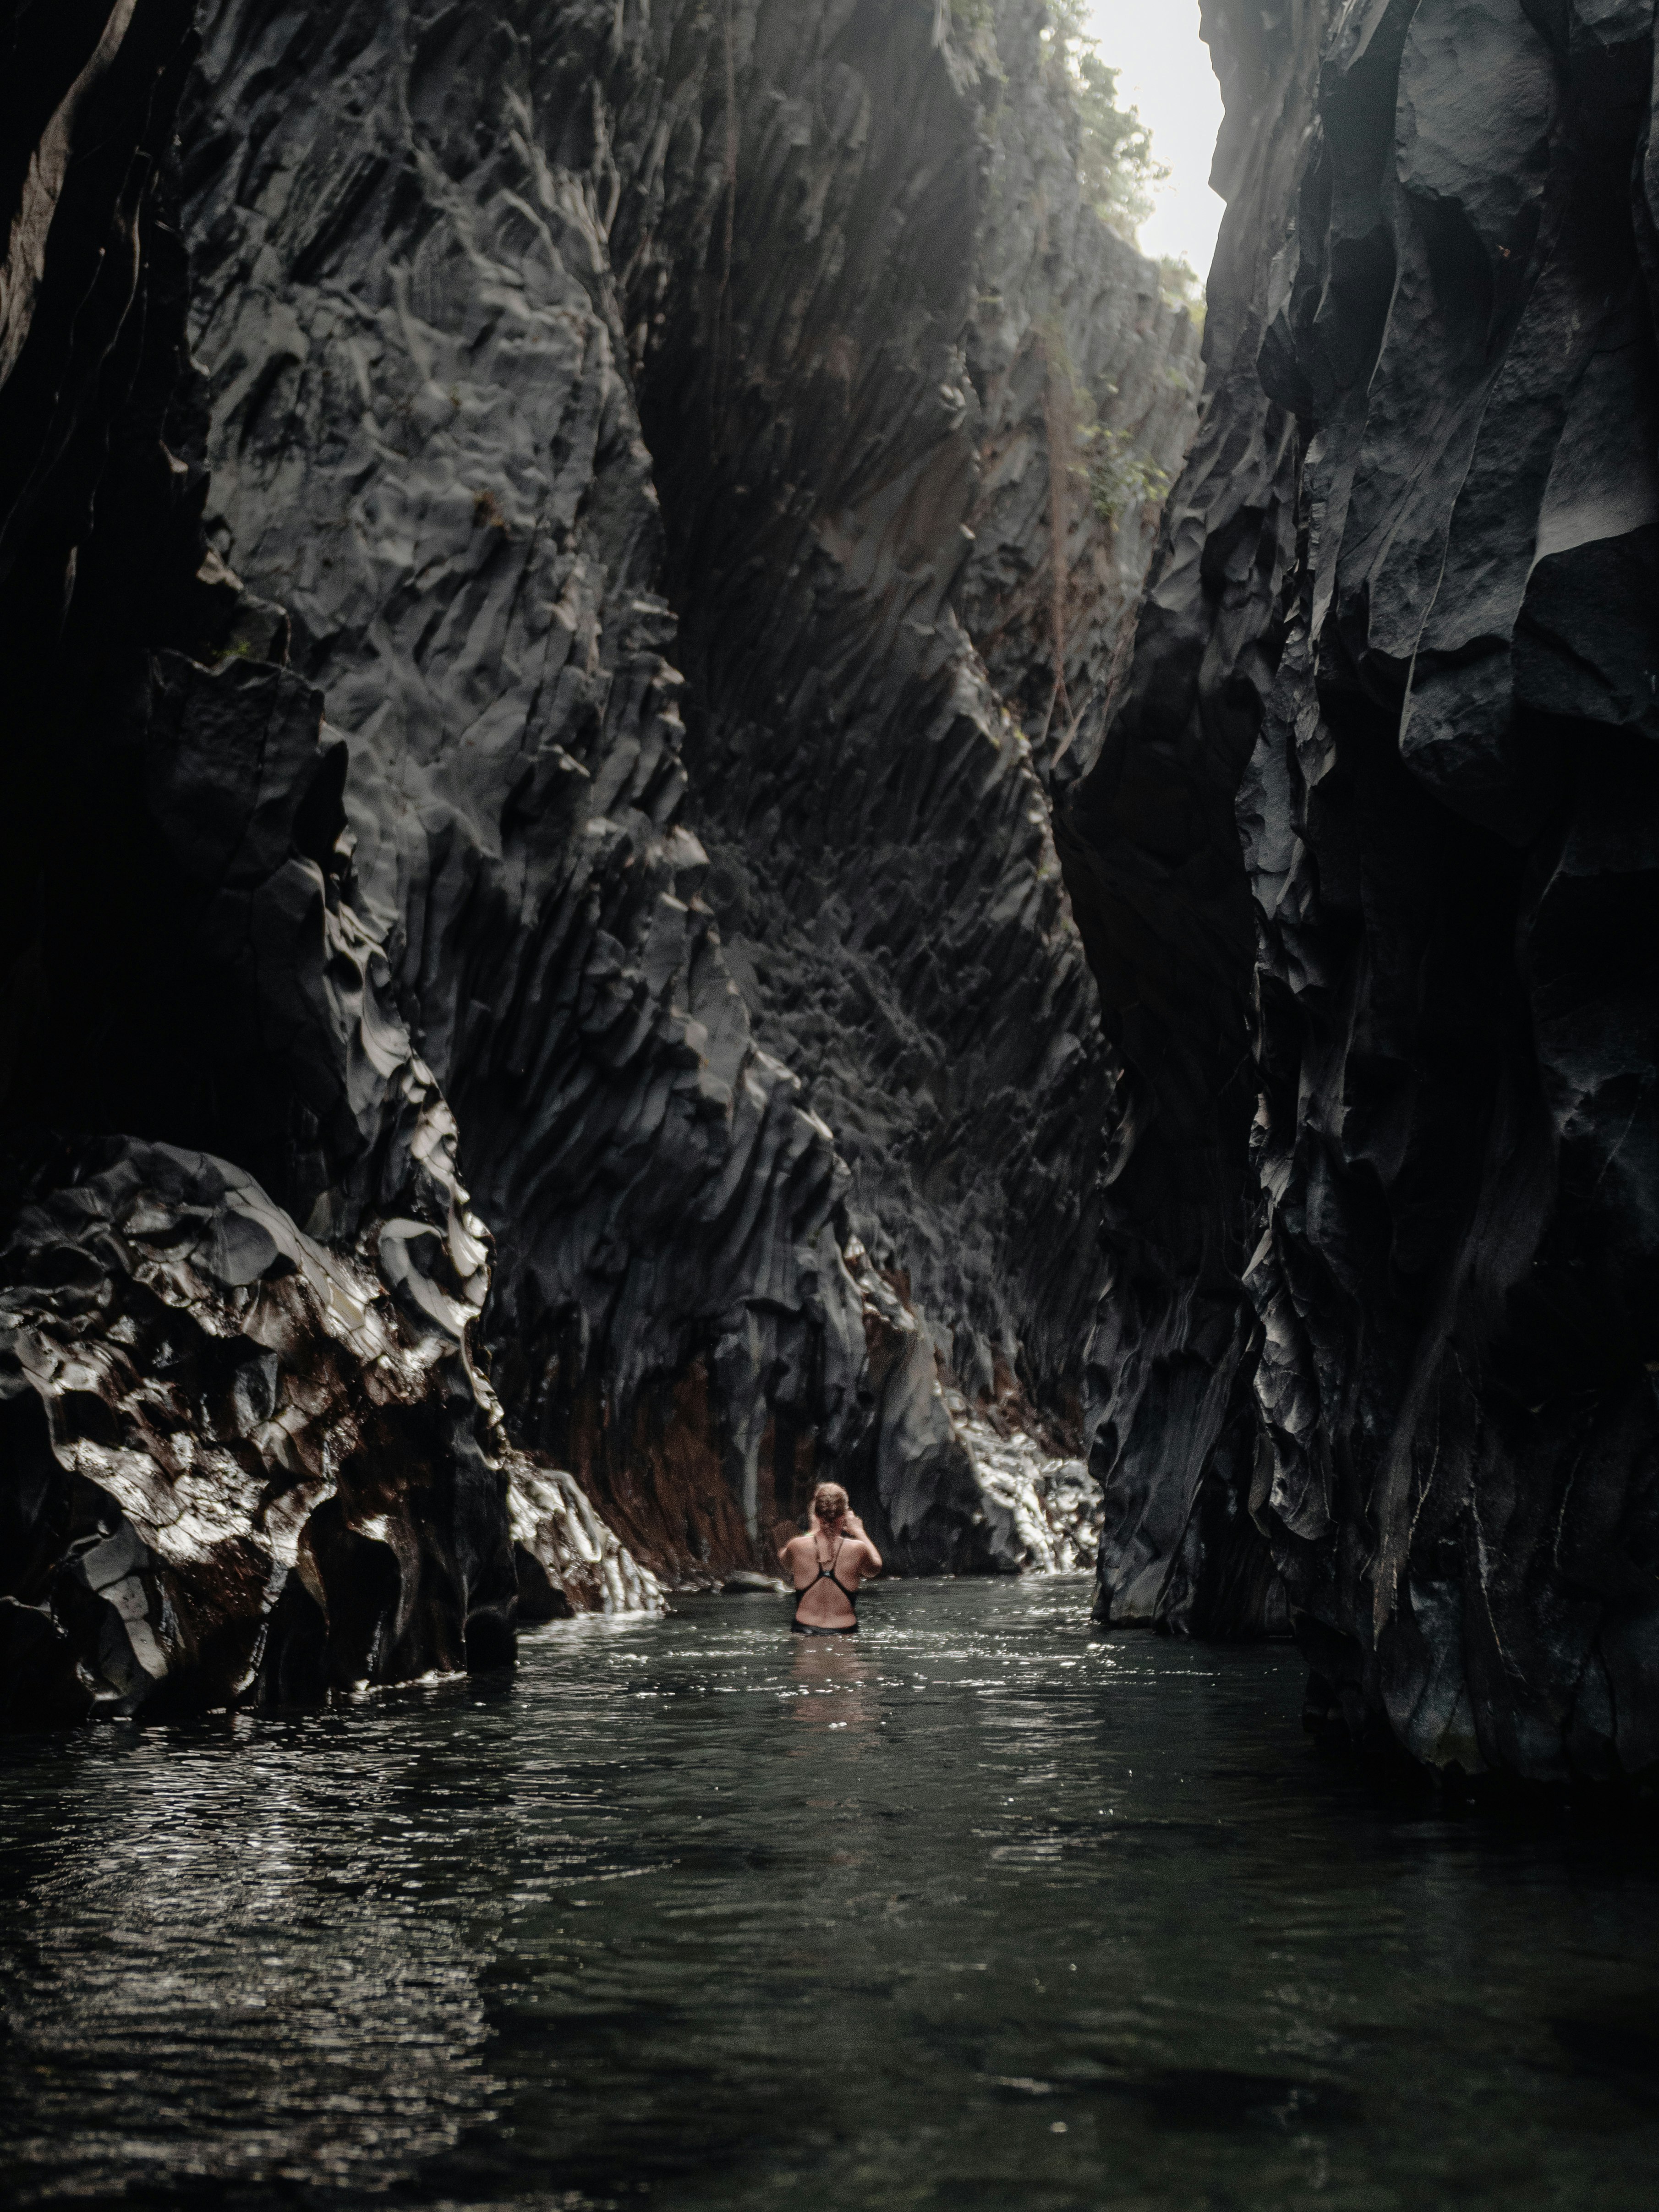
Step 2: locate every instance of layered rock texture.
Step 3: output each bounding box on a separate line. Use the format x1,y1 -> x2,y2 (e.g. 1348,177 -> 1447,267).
1,0 -> 1191,1723
173,0 -> 1194,1582
0,1140 -> 514,1725
1064,0 -> 1659,1781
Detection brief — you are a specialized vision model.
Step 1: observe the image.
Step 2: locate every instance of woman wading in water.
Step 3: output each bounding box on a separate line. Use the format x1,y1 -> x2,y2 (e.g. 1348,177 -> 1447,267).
777,1483 -> 882,1635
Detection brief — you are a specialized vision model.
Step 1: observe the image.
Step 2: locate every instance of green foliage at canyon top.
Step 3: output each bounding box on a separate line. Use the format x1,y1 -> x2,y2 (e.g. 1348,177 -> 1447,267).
1038,0 -> 1163,242
978,0 -> 1205,313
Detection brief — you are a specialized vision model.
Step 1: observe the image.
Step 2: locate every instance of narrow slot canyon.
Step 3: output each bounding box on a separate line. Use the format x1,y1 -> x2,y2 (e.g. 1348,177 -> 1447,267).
2,5 -> 1656,2207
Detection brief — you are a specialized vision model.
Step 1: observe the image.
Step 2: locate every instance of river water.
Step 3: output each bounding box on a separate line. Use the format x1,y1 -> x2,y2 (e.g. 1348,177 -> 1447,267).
3,1577 -> 1656,2210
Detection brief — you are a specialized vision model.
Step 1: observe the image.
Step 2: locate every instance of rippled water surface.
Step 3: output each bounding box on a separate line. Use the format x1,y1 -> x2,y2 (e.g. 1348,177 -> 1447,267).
3,1577 -> 1657,2210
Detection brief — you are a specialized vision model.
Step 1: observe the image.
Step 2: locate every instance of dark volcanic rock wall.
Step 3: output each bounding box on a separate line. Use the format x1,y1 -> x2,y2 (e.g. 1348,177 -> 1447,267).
177,0 -> 1198,1579
607,0 -> 1201,1424
1065,0 -> 1659,1781
0,0 -> 642,1723
2,0 -> 755,1731
3,0 -> 1196,1722
180,0 -> 874,1582
0,1139 -> 510,1726
1059,0 -> 1315,1639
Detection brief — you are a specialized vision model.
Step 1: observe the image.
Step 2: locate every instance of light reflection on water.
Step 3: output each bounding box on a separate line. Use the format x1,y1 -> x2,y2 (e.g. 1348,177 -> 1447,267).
2,1577 -> 1656,2209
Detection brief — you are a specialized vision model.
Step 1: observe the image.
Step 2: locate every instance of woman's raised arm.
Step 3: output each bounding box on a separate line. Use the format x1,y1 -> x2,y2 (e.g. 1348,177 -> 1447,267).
843,1510 -> 882,1576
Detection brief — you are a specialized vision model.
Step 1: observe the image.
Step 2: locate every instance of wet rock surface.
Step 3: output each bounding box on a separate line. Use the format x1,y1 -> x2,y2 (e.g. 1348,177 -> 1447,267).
953,1399 -> 1103,1573
1063,0 -> 1659,1779
507,1455 -> 663,1623
0,1138 -> 511,1726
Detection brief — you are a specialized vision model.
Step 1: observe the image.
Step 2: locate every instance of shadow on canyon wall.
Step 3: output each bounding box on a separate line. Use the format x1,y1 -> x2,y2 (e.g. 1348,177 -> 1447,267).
0,0 -> 1195,1720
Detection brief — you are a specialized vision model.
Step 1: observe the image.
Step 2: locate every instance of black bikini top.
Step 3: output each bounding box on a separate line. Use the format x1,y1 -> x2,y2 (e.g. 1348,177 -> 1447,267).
801,1536 -> 859,1606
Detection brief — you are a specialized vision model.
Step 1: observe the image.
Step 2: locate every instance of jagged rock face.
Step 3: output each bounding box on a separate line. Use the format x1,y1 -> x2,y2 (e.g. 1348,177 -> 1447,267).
177,0 -> 1198,1577
0,1140 -> 512,1725
953,1400 -> 1102,1572
0,1 -> 652,1728
1065,0 -> 1659,1780
605,0 -> 1201,1424
508,1456 -> 663,1621
953,27 -> 1203,784
2,0 -> 1194,1725
1058,1 -> 1313,1641
0,1133 -> 646,1724
178,0 -> 885,1580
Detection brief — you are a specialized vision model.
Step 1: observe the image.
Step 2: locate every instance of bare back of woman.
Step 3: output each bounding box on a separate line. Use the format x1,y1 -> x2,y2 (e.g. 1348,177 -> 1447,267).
775,1483 -> 882,1635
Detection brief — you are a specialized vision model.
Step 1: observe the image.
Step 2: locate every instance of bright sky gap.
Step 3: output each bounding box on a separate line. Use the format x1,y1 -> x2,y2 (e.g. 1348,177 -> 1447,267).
1086,0 -> 1225,278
